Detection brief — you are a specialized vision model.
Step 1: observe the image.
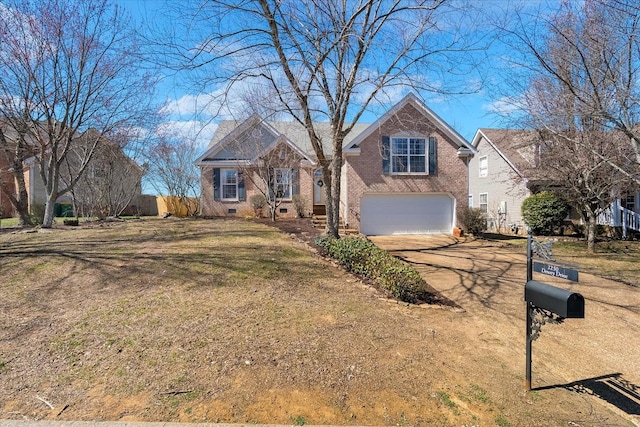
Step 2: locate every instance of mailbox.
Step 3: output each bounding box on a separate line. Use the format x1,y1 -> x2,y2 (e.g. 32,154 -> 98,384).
525,280 -> 584,318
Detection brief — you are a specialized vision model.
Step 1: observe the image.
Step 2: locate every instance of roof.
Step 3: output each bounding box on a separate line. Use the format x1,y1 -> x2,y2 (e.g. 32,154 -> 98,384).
343,93 -> 474,154
198,93 -> 472,166
198,117 -> 369,165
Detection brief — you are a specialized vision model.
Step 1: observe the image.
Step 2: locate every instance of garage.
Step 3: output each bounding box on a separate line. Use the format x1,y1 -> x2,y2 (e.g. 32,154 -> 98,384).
360,193 -> 454,235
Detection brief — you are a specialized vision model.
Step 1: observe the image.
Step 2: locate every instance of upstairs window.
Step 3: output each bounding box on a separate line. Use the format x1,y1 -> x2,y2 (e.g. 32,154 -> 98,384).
479,156 -> 488,177
382,135 -> 436,175
391,137 -> 426,173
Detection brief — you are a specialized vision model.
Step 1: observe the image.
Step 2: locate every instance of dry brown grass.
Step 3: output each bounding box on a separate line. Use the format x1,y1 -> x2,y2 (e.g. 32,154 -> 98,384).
0,218 -> 637,426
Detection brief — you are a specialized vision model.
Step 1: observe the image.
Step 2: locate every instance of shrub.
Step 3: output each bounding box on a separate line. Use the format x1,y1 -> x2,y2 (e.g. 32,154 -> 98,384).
29,203 -> 45,225
292,194 -> 307,218
315,236 -> 425,303
250,194 -> 267,211
459,207 -> 487,236
521,191 -> 570,235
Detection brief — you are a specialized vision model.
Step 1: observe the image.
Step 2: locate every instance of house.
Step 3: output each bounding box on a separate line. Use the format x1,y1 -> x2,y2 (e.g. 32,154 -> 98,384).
196,93 -> 476,235
469,128 -> 640,236
0,121 -> 143,219
0,140 -> 15,218
468,129 -> 539,233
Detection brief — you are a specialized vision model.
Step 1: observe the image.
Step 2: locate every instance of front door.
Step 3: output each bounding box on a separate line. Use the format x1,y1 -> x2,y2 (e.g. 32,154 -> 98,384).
313,169 -> 326,213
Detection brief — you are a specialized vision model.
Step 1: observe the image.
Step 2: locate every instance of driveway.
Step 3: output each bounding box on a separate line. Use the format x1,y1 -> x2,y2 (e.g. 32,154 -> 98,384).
370,235 -> 640,425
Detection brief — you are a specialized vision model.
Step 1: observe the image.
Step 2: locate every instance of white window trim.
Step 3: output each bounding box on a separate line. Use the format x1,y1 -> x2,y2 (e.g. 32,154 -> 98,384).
273,168 -> 292,200
468,194 -> 473,208
221,168 -> 239,201
479,155 -> 488,178
479,192 -> 488,213
390,136 -> 428,175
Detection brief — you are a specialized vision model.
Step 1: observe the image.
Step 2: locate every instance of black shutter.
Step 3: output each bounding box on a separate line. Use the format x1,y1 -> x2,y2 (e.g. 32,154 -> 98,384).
292,168 -> 299,195
428,137 -> 437,175
213,168 -> 220,201
238,170 -> 245,201
382,136 -> 390,174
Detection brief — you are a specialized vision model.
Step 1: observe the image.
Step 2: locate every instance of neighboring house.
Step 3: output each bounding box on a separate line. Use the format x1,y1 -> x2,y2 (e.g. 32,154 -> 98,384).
469,128 -> 640,235
469,129 -> 539,233
196,93 -> 476,235
1,121 -> 142,218
0,145 -> 15,218
25,135 -> 144,218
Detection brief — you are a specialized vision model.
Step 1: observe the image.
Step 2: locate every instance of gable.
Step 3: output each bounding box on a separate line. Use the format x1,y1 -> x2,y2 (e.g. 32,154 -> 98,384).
196,117 -> 316,167
344,93 -> 474,155
472,128 -> 541,178
197,118 -> 278,163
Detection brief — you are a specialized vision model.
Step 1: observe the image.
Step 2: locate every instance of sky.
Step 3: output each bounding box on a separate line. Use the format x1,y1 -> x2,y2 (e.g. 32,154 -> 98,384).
115,0 -> 519,150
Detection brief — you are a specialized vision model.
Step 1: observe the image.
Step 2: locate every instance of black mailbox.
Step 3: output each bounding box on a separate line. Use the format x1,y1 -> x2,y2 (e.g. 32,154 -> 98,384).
525,280 -> 584,318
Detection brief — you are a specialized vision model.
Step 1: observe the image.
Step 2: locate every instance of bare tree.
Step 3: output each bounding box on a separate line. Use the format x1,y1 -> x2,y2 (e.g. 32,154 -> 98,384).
493,0 -> 640,250
495,0 -> 640,183
527,130 -> 635,251
61,131 -> 144,219
0,0 -> 157,227
145,136 -> 201,217
166,0 -> 487,237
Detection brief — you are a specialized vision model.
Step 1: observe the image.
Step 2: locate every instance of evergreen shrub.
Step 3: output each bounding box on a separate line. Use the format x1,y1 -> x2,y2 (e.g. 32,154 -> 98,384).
315,236 -> 425,303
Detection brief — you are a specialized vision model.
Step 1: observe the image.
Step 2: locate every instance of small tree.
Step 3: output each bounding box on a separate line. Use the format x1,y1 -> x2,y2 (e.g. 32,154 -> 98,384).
220,119 -> 306,222
146,137 -> 201,217
521,191 -> 570,236
61,132 -> 143,219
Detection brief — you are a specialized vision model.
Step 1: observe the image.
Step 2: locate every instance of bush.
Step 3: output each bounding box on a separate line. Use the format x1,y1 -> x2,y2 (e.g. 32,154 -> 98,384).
29,203 -> 45,225
292,194 -> 307,218
459,207 -> 487,235
250,194 -> 267,211
315,236 -> 425,303
521,191 -> 570,235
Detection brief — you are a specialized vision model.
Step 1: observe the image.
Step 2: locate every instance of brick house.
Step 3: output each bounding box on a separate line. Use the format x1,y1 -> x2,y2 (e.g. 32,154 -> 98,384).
197,93 -> 476,235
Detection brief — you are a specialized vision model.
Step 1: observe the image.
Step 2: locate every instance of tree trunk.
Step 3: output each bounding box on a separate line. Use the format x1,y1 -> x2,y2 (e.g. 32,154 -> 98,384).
586,211 -> 597,253
9,175 -> 32,226
322,164 -> 339,238
15,189 -> 31,226
42,192 -> 58,228
330,156 -> 342,238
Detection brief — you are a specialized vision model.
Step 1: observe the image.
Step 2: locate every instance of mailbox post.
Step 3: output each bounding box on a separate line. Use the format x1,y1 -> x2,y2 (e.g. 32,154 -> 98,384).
525,231 -> 584,390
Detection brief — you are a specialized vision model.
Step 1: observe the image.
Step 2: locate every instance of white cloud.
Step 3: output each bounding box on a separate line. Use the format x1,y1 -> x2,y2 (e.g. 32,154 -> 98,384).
156,120 -> 218,149
483,96 -> 523,116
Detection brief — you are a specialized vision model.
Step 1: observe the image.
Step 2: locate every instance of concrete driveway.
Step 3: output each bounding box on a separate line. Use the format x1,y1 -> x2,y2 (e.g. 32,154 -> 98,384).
370,234 -> 640,425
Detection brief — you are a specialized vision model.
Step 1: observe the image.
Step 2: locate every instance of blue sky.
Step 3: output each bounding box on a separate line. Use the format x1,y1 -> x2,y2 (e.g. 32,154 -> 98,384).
116,0 -> 516,148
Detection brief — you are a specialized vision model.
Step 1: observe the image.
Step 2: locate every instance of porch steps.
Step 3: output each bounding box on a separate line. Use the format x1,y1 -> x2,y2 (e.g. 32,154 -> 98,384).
311,215 -> 359,236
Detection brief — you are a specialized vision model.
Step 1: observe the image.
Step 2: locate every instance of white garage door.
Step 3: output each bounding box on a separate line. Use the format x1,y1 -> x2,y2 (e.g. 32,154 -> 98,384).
360,193 -> 454,235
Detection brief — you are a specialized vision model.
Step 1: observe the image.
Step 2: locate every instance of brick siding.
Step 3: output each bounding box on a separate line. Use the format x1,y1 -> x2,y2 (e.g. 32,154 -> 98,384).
344,102 -> 468,229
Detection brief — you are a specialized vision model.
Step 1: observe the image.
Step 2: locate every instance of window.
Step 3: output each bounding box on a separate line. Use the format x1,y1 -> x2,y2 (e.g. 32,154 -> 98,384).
221,169 -> 238,200
622,194 -> 636,212
468,195 -> 473,208
391,137 -> 426,173
479,156 -> 488,177
273,168 -> 292,199
479,193 -> 488,213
